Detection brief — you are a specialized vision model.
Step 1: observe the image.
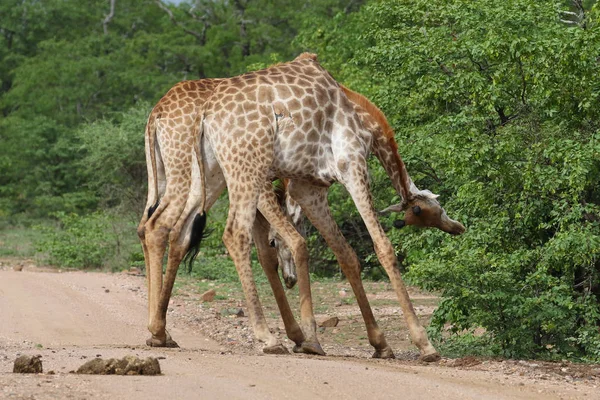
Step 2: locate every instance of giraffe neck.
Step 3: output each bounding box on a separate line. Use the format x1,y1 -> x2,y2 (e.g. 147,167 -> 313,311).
340,86 -> 416,207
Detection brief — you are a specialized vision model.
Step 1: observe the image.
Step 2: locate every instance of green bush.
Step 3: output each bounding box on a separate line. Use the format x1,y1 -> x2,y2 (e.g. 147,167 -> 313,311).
303,0 -> 600,361
35,211 -> 140,271
36,212 -> 115,269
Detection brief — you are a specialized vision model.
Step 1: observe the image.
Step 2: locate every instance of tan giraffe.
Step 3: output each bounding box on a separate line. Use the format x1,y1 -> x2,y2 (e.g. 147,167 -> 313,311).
138,53 -> 464,361
269,84 -> 465,360
197,53 -> 463,361
137,77 -> 322,355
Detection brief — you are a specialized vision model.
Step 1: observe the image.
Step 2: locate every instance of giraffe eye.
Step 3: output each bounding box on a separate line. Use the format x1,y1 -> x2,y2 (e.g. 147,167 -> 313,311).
412,206 -> 422,216
269,239 -> 276,248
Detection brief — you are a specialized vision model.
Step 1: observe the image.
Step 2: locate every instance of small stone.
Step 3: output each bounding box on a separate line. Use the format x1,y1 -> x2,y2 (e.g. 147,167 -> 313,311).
318,316 -> 339,328
13,265 -> 23,272
104,289 -> 110,293
201,289 -> 217,302
13,355 -> 43,373
235,308 -> 245,318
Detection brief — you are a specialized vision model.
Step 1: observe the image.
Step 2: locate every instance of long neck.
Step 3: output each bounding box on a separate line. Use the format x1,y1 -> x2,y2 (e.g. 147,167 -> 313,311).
340,85 -> 415,205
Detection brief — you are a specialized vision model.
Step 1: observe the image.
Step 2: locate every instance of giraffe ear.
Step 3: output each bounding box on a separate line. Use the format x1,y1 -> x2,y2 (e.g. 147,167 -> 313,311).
378,203 -> 405,215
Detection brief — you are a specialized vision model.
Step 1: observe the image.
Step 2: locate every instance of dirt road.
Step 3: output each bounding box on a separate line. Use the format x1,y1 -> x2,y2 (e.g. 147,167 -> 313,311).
0,267 -> 598,400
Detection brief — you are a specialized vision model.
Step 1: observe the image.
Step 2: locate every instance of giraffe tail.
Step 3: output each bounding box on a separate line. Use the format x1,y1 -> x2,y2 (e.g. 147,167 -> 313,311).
144,111 -> 162,221
182,114 -> 211,273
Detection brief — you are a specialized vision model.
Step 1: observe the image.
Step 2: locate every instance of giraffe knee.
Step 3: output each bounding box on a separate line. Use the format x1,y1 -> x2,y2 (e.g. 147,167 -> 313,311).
290,235 -> 308,263
146,225 -> 170,247
137,225 -> 146,241
222,227 -> 252,254
168,227 -> 182,245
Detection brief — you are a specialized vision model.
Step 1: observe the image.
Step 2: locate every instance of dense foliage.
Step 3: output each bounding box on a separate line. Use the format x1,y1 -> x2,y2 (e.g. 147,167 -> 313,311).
304,0 -> 600,360
1,0 -> 599,360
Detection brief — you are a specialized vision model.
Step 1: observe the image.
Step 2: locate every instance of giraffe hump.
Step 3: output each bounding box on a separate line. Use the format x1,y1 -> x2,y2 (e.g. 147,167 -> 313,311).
294,52 -> 318,62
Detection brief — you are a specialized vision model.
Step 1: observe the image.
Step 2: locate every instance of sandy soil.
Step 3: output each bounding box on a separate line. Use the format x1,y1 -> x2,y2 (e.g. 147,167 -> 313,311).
0,265 -> 599,400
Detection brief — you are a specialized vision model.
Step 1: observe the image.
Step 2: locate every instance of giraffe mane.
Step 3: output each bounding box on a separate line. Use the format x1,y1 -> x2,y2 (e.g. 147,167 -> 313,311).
340,85 -> 395,143
340,85 -> 414,202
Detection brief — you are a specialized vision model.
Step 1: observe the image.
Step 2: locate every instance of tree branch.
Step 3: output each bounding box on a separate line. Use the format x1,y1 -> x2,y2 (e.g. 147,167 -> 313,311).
154,0 -> 206,44
103,0 -> 116,35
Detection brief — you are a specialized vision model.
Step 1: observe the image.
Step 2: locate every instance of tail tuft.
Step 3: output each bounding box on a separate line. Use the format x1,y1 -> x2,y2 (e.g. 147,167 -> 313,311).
148,201 -> 160,219
183,212 -> 212,273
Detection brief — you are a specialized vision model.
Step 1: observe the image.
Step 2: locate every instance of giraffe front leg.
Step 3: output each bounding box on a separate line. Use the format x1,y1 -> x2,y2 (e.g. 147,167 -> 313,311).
223,196 -> 288,355
253,211 -> 306,348
342,165 -> 439,362
257,186 -> 325,356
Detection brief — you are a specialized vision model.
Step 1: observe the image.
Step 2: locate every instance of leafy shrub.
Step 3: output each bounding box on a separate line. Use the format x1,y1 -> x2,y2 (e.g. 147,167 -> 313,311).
36,212 -> 115,269
303,0 -> 600,360
35,211 -> 140,271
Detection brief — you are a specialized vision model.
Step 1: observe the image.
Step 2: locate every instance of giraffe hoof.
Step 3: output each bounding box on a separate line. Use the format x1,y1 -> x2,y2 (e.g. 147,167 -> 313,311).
146,336 -> 180,348
372,347 -> 395,359
292,342 -> 326,356
419,351 -> 441,363
263,344 -> 289,355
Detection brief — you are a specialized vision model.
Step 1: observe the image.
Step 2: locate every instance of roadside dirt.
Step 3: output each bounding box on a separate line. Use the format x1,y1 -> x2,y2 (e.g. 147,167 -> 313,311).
1,261 -> 599,399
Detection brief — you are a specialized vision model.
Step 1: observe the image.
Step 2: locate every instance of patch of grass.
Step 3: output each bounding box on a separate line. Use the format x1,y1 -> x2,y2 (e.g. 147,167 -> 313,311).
0,225 -> 45,259
431,332 -> 501,359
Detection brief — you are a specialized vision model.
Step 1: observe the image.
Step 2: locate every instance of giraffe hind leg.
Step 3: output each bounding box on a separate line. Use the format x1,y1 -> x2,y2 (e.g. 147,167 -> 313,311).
147,185 -> 208,347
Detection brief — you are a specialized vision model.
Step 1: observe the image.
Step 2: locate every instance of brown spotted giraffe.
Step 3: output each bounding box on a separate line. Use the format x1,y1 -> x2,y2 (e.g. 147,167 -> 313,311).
139,53 -> 464,360
197,53 -> 463,361
137,77 -> 322,355
269,84 -> 465,360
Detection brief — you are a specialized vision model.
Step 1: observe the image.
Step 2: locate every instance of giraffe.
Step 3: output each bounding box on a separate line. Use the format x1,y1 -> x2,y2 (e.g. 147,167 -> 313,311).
138,53 -> 464,361
137,78 -> 322,355
196,53 -> 463,361
268,84 -> 465,360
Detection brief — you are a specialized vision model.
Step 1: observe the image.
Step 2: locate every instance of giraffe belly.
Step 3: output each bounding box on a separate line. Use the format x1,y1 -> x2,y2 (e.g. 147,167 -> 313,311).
270,134 -> 336,186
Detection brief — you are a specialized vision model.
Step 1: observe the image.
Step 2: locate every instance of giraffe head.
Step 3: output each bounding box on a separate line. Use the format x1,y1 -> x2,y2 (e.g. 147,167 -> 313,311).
381,189 -> 466,235
268,181 -> 303,289
269,230 -> 297,289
